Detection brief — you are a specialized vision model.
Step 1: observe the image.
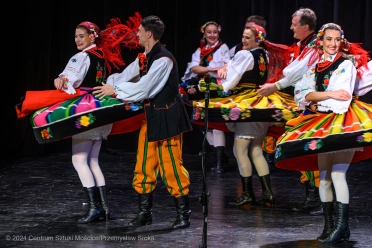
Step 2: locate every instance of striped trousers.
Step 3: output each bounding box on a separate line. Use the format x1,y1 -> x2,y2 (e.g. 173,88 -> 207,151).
132,120 -> 190,198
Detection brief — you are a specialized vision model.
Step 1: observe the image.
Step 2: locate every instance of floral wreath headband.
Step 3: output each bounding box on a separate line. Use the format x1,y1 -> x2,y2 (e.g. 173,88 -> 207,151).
200,21 -> 222,34
249,24 -> 266,43
317,23 -> 345,42
78,21 -> 100,39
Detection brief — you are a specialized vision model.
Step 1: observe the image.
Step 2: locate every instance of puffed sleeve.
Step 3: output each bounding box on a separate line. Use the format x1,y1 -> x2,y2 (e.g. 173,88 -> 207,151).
208,43 -> 231,69
221,50 -> 255,92
294,66 -> 317,109
275,49 -> 318,90
59,52 -> 90,89
317,60 -> 356,113
181,48 -> 201,82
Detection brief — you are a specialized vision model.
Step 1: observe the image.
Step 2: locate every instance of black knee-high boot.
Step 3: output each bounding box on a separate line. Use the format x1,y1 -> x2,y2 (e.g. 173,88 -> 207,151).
128,193 -> 153,226
317,202 -> 334,241
320,201 -> 350,243
97,186 -> 110,221
257,174 -> 275,207
77,187 -> 102,224
172,195 -> 191,229
229,176 -> 256,206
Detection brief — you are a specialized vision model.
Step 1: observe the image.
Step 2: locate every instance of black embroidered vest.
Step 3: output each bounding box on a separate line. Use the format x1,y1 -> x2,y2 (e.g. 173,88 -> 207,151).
315,56 -> 346,92
80,50 -> 107,88
141,42 -> 192,141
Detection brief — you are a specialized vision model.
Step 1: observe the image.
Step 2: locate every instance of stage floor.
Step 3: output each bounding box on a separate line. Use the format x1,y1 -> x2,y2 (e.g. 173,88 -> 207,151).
1,149 -> 371,248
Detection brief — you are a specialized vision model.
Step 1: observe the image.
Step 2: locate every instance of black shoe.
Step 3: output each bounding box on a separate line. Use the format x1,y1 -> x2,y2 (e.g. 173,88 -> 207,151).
128,193 -> 153,226
292,181 -> 321,212
77,187 -> 103,224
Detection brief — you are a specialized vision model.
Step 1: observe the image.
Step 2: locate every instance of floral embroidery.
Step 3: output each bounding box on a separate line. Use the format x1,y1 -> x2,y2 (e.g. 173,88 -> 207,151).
124,103 -> 143,111
357,132 -> 372,143
275,146 -> 282,159
187,86 -> 197,95
137,53 -> 147,73
258,54 -> 266,77
96,62 -> 106,84
229,108 -> 241,120
75,113 -> 96,129
41,127 -> 53,140
304,139 -> 324,151
192,107 -> 205,121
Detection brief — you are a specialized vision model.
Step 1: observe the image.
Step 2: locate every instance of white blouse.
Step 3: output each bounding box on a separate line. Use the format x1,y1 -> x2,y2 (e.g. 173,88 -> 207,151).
294,53 -> 357,114
354,60 -> 372,96
275,49 -> 318,90
59,44 -> 96,94
181,42 -> 230,82
221,47 -> 266,93
106,53 -> 173,102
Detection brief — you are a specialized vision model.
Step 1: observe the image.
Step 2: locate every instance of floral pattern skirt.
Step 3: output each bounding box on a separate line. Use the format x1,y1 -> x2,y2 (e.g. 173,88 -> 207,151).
275,99 -> 372,171
29,88 -> 145,144
190,83 -> 302,124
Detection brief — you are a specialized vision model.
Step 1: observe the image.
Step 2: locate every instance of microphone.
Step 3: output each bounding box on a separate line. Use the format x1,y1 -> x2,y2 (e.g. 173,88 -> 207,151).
204,76 -> 211,85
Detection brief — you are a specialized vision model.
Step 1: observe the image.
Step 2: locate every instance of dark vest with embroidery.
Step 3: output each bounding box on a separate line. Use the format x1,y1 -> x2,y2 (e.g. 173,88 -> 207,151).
80,49 -> 107,88
233,48 -> 268,86
141,42 -> 192,141
315,56 -> 346,92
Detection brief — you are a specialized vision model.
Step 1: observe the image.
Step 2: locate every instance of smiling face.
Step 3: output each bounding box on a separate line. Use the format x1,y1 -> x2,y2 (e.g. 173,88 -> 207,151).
320,28 -> 342,59
75,27 -> 94,50
241,28 -> 260,50
203,23 -> 220,46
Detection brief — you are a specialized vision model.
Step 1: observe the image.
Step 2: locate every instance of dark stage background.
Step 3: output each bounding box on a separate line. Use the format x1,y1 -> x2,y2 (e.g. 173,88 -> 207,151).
5,0 -> 371,166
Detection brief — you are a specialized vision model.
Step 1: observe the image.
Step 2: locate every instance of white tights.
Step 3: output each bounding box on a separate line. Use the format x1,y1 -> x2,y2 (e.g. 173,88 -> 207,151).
71,139 -> 105,188
233,138 -> 269,177
318,151 -> 354,204
206,129 -> 226,147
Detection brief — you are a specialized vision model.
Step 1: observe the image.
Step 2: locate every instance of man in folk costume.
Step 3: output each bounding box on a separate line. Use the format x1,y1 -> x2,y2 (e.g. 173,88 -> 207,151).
94,15 -> 193,229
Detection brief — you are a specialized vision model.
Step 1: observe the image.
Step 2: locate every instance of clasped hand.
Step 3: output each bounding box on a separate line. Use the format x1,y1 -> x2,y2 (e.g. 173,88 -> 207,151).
93,83 -> 115,99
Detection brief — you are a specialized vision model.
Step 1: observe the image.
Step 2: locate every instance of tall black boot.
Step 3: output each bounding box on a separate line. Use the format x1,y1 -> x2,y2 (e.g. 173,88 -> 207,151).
128,193 -> 153,226
77,187 -> 103,224
320,201 -> 350,243
257,174 -> 275,207
317,202 -> 334,241
292,181 -> 321,212
97,186 -> 110,221
215,146 -> 227,173
172,195 -> 191,229
229,176 -> 256,206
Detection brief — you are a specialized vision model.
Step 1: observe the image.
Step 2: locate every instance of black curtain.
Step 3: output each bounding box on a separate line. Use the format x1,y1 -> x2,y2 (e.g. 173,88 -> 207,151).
5,0 -> 371,166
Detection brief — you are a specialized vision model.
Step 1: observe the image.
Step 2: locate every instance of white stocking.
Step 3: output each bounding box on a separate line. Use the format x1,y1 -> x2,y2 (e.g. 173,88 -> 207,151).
249,138 -> 269,176
331,151 -> 353,204
211,129 -> 226,147
318,153 -> 334,202
72,139 -> 105,188
233,138 -> 252,177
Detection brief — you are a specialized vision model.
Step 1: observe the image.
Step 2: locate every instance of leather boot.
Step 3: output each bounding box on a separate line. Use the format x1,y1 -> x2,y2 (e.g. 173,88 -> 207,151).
172,195 -> 191,229
128,193 -> 153,226
257,174 -> 275,207
263,151 -> 275,172
77,187 -> 103,224
317,202 -> 334,241
97,186 -> 110,221
310,205 -> 324,216
292,181 -> 321,212
320,201 -> 350,243
215,146 -> 227,173
229,176 -> 256,206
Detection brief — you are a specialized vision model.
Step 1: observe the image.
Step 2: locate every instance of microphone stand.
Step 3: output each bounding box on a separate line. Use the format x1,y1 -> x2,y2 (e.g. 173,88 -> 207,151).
199,76 -> 211,248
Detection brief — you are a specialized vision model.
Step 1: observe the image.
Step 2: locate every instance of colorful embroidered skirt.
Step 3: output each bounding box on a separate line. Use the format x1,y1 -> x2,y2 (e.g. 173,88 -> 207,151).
24,88 -> 145,144
275,99 -> 372,171
190,82 -> 302,124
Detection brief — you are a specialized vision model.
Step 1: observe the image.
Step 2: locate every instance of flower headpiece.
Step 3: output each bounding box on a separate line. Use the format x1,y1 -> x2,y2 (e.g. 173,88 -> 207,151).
250,24 -> 266,43
317,23 -> 344,42
200,21 -> 221,34
78,21 -> 100,39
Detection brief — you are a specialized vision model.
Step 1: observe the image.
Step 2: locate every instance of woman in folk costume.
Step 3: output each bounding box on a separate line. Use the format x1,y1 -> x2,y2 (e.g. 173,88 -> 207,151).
275,23 -> 371,243
194,24 -> 297,208
15,13 -> 143,224
179,21 -> 232,173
